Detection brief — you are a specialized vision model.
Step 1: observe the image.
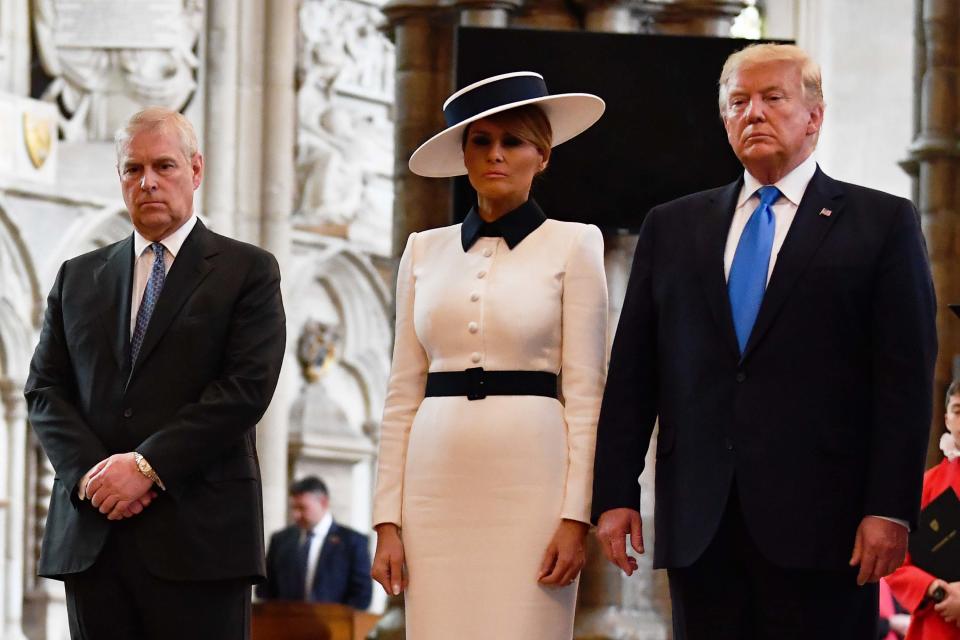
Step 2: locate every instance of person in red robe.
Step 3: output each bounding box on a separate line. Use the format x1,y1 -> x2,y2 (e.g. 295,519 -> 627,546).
887,380 -> 960,639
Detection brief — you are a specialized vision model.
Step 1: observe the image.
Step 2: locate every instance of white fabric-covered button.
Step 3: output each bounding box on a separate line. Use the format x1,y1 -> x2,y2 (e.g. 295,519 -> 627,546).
470,292 -> 480,302
477,271 -> 487,279
468,322 -> 479,333
483,248 -> 493,257
470,352 -> 481,363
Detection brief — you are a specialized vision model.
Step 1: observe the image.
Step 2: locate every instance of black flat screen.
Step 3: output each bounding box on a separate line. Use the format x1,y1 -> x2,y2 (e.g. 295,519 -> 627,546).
453,27 -> 786,232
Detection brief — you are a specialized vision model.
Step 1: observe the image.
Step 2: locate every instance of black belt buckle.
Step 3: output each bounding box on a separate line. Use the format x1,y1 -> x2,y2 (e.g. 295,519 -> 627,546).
466,367 -> 486,401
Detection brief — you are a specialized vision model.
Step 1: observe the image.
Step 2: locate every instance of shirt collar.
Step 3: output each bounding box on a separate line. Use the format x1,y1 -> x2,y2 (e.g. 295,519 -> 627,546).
310,511 -> 334,541
460,198 -> 547,252
738,153 -> 818,208
132,214 -> 199,259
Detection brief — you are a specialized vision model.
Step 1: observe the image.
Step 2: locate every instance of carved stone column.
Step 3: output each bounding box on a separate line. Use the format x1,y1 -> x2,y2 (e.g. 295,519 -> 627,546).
637,0 -> 746,36
256,0 -> 298,541
235,0 -> 267,245
908,0 -> 960,466
202,0 -> 240,237
1,378 -> 28,640
581,0 -> 640,33
384,0 -> 458,258
458,0 -> 518,27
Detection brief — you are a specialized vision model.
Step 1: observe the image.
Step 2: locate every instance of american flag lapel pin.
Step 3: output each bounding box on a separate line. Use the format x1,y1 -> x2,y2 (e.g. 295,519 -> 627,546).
819,208 -> 832,217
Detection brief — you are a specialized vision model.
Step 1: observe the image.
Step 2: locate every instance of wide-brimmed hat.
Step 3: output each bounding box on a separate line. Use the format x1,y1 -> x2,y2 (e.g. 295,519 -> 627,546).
408,71 -> 605,178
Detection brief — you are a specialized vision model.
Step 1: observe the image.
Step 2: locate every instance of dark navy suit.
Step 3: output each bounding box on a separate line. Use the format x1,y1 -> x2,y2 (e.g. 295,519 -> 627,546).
259,522 -> 372,609
593,167 -> 938,639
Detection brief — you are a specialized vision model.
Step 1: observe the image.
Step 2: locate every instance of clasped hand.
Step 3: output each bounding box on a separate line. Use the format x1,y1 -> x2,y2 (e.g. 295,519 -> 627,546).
79,453 -> 157,521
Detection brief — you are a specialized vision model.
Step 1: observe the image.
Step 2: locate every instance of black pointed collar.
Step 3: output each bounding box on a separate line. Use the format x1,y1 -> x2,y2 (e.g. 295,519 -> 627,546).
460,198 -> 547,252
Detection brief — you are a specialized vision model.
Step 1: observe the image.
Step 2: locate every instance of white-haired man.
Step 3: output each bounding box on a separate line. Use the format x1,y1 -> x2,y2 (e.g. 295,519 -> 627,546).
592,44 -> 937,638
25,107 -> 286,638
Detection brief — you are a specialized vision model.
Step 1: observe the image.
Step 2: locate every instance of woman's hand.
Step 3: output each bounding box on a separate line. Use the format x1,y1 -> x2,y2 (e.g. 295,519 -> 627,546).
371,523 -> 407,596
538,519 -> 589,588
932,579 -> 960,626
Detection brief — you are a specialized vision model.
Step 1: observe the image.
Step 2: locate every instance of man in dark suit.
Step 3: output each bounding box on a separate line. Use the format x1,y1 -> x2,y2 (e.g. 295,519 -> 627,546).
592,44 -> 937,639
258,476 -> 372,608
24,107 -> 286,639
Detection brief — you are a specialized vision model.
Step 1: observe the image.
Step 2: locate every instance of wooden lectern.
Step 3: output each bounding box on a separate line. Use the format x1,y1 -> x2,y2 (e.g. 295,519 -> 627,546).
252,601 -> 380,640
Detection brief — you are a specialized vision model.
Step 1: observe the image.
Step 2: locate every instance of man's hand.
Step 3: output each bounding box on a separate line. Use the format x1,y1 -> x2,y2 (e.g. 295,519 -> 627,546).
596,508 -> 643,576
933,580 -> 960,626
77,459 -> 108,500
848,516 -> 908,585
538,519 -> 588,587
85,453 -> 154,521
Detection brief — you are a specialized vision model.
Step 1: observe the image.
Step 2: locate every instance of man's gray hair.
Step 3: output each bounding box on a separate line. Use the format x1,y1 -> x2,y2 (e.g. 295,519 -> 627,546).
718,43 -> 824,117
115,107 -> 199,165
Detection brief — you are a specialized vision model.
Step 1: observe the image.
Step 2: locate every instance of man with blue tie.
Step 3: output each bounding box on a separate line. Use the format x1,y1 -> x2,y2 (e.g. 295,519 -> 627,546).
592,44 -> 938,639
259,476 -> 372,609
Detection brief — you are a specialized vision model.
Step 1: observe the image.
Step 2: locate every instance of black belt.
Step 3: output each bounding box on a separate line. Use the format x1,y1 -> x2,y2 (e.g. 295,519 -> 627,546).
424,367 -> 558,401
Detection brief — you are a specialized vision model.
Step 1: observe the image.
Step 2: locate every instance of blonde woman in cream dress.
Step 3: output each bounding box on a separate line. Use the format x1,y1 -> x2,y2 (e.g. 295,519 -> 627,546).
371,72 -> 608,639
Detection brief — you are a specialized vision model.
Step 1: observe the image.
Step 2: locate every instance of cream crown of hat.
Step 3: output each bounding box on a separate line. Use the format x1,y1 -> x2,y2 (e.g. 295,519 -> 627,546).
408,71 -> 606,178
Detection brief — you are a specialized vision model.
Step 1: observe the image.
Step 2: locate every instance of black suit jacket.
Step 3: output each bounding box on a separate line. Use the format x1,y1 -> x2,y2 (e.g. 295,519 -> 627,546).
592,168 -> 938,571
24,219 -> 286,581
258,522 -> 373,609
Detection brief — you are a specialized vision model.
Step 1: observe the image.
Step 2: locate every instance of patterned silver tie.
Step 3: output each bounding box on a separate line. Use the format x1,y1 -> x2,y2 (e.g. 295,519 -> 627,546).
130,242 -> 166,365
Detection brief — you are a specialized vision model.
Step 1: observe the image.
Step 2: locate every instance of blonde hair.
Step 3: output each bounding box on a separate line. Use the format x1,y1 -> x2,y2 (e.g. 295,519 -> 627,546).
462,104 -> 553,163
718,44 -> 824,116
115,107 -> 199,165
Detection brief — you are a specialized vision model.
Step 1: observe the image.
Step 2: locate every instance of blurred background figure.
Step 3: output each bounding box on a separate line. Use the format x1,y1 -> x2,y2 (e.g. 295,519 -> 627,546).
258,476 -> 372,609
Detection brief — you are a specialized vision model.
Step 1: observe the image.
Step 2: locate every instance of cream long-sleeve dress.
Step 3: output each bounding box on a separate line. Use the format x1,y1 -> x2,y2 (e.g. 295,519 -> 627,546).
373,213 -> 608,640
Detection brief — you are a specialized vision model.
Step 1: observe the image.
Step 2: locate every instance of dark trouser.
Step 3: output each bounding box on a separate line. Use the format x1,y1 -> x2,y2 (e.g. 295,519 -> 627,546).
63,523 -> 251,640
667,487 -> 878,640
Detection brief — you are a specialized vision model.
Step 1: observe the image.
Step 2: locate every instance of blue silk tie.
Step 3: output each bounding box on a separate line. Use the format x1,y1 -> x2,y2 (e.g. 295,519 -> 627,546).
728,185 -> 781,354
130,242 -> 166,365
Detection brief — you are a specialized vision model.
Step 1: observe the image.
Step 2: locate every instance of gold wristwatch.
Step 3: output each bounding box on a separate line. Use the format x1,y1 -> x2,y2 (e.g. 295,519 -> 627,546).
134,452 -> 166,491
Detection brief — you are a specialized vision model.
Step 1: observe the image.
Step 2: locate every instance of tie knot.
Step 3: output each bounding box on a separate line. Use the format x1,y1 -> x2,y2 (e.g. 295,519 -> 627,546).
757,185 -> 781,208
151,242 -> 165,258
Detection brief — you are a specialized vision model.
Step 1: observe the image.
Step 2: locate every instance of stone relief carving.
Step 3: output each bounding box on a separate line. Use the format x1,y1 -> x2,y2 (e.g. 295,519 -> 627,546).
297,318 -> 342,383
31,0 -> 203,142
296,0 -> 394,247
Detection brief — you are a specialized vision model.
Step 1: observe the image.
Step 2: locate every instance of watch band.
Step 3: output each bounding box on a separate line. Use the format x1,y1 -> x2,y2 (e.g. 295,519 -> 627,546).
134,452 -> 166,491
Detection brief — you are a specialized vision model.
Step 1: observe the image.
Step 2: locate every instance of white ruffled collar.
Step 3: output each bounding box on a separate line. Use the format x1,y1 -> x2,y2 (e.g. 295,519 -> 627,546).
940,432 -> 960,461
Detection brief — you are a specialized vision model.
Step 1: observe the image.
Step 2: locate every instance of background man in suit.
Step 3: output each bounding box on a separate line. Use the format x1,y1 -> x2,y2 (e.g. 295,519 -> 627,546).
258,476 -> 372,608
24,107 -> 286,639
592,43 -> 938,639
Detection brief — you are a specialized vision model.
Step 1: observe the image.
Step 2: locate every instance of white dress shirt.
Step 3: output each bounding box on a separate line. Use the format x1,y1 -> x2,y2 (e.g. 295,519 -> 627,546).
723,153 -> 817,284
130,214 -> 198,335
302,511 -> 333,599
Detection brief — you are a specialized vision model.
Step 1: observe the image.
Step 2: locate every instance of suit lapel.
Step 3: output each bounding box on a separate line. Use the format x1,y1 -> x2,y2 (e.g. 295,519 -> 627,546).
740,168 -> 845,361
126,220 -> 217,385
696,179 -> 742,360
313,523 -> 340,592
93,237 -> 134,373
